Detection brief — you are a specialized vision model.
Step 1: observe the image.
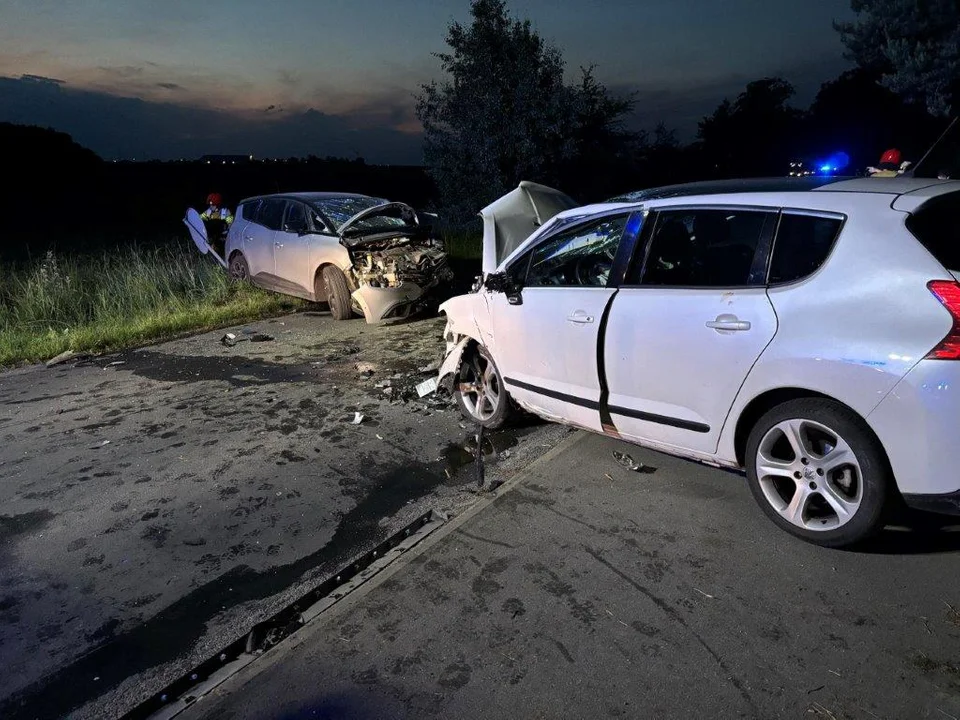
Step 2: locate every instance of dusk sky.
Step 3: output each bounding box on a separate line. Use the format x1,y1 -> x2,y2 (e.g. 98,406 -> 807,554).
0,0 -> 854,163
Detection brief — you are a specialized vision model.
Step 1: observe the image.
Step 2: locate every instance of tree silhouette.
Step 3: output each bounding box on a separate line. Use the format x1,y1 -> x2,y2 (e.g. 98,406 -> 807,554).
696,78 -> 802,177
415,0 -> 638,221
835,0 -> 960,116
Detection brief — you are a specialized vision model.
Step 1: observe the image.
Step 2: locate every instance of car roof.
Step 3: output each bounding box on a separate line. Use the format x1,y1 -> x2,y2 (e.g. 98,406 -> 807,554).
238,191 -> 377,204
602,176 -> 960,211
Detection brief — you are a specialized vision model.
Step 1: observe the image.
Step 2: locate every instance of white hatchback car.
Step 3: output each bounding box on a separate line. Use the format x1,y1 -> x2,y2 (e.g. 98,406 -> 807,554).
222,193 -> 451,323
438,178 -> 960,547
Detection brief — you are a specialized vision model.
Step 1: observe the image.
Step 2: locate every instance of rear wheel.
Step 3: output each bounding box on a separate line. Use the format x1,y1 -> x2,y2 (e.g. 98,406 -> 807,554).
321,266 -> 353,321
455,346 -> 511,429
228,253 -> 249,282
745,398 -> 891,548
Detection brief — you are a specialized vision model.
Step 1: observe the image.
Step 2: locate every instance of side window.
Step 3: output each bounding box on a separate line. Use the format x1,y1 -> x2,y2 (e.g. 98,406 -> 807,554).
769,213 -> 843,284
906,193 -> 960,272
284,202 -> 307,232
524,215 -> 628,288
637,208 -> 771,287
240,199 -> 261,224
259,198 -> 285,231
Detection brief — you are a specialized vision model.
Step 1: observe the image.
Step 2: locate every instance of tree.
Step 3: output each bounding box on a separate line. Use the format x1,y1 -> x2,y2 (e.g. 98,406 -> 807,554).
416,0 -> 638,222
835,0 -> 960,116
696,78 -> 802,177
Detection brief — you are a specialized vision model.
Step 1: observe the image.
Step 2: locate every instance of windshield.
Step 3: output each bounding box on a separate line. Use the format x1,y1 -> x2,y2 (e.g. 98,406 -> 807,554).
305,196 -> 389,231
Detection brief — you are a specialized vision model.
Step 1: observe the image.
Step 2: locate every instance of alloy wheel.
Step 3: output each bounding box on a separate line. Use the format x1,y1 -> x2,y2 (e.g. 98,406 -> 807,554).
755,418 -> 864,531
458,353 -> 502,422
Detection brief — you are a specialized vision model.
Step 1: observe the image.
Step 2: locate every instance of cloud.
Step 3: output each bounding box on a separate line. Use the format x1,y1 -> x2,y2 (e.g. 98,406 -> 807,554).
156,82 -> 184,91
0,75 -> 424,163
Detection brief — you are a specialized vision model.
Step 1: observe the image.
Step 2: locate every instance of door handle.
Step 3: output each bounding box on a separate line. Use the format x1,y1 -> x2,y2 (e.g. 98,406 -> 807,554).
706,314 -> 750,332
566,311 -> 595,324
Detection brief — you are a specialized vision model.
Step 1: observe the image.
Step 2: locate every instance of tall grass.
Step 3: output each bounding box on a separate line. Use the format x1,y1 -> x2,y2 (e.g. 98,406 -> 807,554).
0,243 -> 303,367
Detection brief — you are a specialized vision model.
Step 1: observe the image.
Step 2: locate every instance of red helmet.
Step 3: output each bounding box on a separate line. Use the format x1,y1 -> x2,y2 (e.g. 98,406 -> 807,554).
206,192 -> 222,206
880,148 -> 902,166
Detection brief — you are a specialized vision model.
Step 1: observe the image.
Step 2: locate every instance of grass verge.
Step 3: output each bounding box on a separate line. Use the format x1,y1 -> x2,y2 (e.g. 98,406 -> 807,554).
0,243 -> 305,368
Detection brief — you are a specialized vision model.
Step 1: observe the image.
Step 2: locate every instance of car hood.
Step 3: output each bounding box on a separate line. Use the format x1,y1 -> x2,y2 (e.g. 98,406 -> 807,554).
337,201 -> 419,246
480,181 -> 578,273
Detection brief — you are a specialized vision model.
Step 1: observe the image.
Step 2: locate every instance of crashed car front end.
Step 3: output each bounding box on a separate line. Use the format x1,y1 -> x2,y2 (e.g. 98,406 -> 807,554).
348,238 -> 454,322
333,202 -> 454,323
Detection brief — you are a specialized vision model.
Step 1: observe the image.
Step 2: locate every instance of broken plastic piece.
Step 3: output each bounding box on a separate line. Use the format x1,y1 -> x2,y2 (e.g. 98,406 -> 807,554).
250,333 -> 274,342
350,412 -> 364,425
418,361 -> 442,373
416,377 -> 439,397
613,451 -> 644,472
221,333 -> 238,347
46,350 -> 76,368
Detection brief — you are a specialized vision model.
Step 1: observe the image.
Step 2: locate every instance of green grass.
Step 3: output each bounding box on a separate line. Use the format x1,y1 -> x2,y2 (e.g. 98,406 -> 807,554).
0,243 -> 304,367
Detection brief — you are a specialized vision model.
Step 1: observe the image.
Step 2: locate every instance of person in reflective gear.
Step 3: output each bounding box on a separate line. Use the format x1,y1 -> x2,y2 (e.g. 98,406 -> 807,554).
867,148 -> 910,177
200,193 -> 233,257
201,193 -> 234,224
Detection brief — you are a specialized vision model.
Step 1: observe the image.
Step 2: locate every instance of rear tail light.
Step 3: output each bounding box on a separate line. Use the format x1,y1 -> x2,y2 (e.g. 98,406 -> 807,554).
927,280 -> 960,360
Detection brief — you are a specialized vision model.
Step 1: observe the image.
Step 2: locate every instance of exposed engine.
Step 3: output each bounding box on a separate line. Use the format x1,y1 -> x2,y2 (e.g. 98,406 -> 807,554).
351,238 -> 453,290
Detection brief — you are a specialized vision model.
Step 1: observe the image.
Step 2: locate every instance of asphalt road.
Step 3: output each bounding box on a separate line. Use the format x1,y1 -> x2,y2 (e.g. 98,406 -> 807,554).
189,431 -> 960,720
0,311 -> 561,719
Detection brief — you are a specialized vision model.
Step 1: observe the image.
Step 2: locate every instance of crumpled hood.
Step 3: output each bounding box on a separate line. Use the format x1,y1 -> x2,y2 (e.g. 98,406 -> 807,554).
338,201 -> 420,247
480,181 -> 578,273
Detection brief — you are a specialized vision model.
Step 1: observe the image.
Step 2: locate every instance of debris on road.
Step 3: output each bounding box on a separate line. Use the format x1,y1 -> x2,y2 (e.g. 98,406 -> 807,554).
91,440 -> 111,449
250,333 -> 274,343
356,361 -> 377,376
418,360 -> 442,373
105,361 -> 126,368
694,588 -> 714,599
474,424 -> 486,488
613,451 -> 644,472
46,350 -> 77,368
221,333 -> 238,347
416,377 -> 439,397
350,412 -> 365,425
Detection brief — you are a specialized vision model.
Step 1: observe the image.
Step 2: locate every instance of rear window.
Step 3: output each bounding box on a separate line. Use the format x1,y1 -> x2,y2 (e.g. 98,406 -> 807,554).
906,193 -> 960,272
768,213 -> 843,284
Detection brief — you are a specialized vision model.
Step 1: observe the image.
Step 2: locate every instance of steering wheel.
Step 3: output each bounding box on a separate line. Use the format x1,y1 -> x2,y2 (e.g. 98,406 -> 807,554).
575,256 -> 610,286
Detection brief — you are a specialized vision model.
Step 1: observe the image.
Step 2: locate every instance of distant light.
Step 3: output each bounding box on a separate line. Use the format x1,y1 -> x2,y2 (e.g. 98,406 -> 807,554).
820,165 -> 832,173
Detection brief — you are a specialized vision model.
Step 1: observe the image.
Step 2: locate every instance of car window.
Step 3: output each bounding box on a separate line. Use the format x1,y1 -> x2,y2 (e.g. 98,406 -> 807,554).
306,196 -> 391,230
524,215 -> 627,288
239,199 -> 261,223
284,202 -> 307,231
769,213 -> 843,284
636,208 -> 771,287
906,192 -> 960,272
258,198 -> 285,231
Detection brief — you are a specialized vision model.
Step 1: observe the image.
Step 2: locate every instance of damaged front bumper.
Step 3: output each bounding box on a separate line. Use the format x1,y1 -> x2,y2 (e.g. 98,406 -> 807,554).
348,241 -> 454,323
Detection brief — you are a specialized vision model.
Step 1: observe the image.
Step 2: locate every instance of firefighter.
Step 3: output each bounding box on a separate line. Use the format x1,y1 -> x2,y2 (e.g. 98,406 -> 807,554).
200,193 -> 233,256
867,149 -> 911,177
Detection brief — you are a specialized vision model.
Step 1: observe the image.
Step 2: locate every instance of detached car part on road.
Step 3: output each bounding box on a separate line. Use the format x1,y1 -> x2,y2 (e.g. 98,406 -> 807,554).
438,177 -> 960,548
188,193 -> 453,323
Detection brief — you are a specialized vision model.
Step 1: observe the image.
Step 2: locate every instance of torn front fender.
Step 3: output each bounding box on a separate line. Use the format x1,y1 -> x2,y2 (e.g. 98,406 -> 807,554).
437,335 -> 472,393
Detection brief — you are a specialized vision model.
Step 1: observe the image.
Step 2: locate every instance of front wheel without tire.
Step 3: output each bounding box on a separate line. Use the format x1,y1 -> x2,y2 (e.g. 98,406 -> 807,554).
321,266 -> 353,321
455,346 -> 512,429
745,398 -> 891,548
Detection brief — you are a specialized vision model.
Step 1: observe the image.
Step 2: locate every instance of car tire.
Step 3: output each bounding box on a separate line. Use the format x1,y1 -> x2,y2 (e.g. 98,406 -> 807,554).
454,345 -> 512,430
745,398 -> 891,548
229,253 -> 250,282
322,266 -> 353,321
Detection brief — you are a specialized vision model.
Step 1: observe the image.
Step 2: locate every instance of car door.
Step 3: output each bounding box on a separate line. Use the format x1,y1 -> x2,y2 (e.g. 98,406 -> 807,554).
273,200 -> 314,295
488,212 -> 636,432
243,198 -> 284,279
603,205 -> 779,455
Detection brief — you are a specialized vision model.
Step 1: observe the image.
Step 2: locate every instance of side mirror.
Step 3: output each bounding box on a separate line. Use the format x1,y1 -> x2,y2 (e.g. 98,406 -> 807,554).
484,271 -> 524,305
